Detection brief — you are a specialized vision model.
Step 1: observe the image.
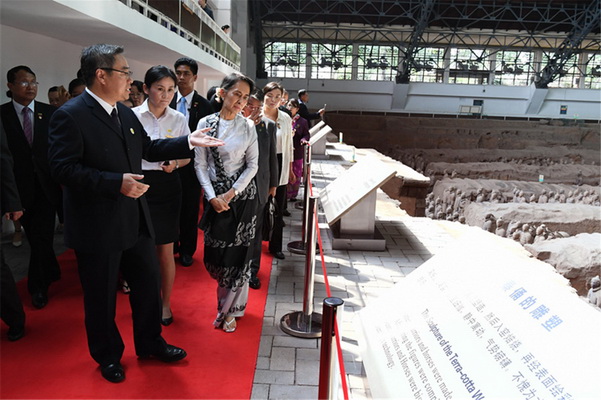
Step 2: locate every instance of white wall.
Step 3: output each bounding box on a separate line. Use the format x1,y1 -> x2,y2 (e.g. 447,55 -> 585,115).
212,0 -> 231,29
0,24 -> 168,104
256,75 -> 600,120
0,25 -> 218,104
403,83 -> 532,116
539,88 -> 601,119
0,25 -> 84,104
1,0 -> 241,104
256,78 -> 394,111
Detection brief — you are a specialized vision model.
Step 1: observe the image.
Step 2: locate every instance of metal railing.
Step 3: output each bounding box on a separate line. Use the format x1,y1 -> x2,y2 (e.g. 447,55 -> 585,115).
118,0 -> 240,69
278,141 -> 351,399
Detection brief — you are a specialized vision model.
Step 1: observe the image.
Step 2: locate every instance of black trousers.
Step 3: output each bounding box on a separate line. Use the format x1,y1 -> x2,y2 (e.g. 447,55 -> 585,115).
75,232 -> 165,366
1,253 -> 25,330
250,200 -> 267,276
269,154 -> 287,254
20,181 -> 60,295
268,185 -> 287,254
176,163 -> 202,257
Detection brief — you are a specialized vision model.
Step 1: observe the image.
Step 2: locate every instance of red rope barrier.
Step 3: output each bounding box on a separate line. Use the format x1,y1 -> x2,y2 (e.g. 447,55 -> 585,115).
308,176 -> 350,400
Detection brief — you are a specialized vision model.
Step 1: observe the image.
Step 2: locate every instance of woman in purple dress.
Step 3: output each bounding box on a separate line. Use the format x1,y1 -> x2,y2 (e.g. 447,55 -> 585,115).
286,98 -> 310,201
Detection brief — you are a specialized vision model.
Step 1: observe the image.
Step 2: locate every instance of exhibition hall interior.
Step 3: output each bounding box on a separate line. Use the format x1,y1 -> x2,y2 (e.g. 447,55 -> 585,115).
1,0 -> 599,399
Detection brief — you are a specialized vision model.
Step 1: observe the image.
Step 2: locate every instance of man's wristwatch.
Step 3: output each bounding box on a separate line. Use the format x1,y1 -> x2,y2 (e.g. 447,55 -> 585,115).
233,188 -> 239,197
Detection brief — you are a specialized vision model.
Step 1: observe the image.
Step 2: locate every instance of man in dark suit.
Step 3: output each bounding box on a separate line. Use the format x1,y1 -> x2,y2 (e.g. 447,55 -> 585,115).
1,65 -> 62,309
170,57 -> 214,267
1,125 -> 26,341
297,89 -> 325,122
47,44 -> 223,383
242,91 -> 278,290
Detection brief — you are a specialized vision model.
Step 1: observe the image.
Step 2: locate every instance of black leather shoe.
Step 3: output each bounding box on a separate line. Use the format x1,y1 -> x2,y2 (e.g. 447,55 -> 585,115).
180,254 -> 193,267
282,210 -> 291,217
32,292 -> 48,309
249,276 -> 261,290
100,363 -> 125,383
7,326 -> 25,341
271,251 -> 285,260
139,344 -> 187,363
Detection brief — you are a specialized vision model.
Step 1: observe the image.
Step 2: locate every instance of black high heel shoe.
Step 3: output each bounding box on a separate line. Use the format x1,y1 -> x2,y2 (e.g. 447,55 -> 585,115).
161,309 -> 173,326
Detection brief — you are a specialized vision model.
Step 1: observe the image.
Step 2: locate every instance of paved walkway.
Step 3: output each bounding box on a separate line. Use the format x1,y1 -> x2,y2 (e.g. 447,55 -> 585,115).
1,143 -> 463,400
251,144 -> 461,399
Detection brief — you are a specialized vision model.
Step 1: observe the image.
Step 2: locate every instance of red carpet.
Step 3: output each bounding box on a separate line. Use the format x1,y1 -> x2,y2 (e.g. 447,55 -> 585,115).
0,237 -> 273,399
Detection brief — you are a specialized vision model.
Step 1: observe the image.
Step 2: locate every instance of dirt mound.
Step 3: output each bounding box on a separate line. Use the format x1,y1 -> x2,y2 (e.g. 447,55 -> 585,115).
525,233 -> 601,296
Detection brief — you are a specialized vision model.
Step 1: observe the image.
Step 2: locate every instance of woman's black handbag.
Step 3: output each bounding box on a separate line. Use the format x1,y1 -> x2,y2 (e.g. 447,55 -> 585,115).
198,201 -> 237,242
262,195 -> 277,240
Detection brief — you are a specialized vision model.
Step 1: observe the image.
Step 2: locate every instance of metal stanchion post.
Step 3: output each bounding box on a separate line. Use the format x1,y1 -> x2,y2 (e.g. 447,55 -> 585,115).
318,297 -> 345,400
288,143 -> 313,255
280,196 -> 322,338
295,143 -> 311,211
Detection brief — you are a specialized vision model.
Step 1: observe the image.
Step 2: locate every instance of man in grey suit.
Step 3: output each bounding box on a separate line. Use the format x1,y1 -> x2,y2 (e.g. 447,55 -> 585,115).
48,44 -> 223,383
242,91 -> 278,290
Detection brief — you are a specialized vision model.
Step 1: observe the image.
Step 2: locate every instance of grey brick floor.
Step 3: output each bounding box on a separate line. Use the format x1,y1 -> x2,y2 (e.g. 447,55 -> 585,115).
251,145 -> 458,399
1,143 -> 460,400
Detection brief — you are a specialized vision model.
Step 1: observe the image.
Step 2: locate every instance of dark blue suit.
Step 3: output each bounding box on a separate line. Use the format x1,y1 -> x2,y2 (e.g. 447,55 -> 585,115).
169,91 -> 213,258
1,100 -> 61,297
48,91 -> 192,366
298,100 -> 321,122
0,125 -> 26,334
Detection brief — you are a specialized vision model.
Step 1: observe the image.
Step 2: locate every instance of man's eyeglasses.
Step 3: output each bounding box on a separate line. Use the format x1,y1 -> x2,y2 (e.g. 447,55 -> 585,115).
15,81 -> 39,87
100,67 -> 134,78
244,104 -> 261,111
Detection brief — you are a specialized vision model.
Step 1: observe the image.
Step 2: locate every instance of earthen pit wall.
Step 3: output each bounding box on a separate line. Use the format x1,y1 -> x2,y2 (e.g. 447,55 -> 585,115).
326,113 -> 600,161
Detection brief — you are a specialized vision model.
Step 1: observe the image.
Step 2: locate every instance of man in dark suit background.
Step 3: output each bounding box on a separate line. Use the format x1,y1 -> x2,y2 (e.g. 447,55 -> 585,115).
48,44 -> 223,383
1,65 -> 62,309
170,57 -> 214,267
242,91 -> 278,290
297,89 -> 325,122
1,125 -> 26,341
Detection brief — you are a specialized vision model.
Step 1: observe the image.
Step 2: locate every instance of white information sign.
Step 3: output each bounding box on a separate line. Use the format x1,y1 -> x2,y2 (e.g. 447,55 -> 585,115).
309,125 -> 332,146
309,120 -> 325,136
359,232 -> 601,400
320,158 -> 396,225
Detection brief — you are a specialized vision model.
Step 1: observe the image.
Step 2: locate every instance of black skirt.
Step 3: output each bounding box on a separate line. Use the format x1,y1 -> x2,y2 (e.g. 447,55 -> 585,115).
143,169 -> 182,245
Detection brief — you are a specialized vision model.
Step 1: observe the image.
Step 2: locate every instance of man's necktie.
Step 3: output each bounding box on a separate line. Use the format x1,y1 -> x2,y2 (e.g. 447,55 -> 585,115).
22,107 -> 33,145
178,97 -> 187,116
111,108 -> 121,129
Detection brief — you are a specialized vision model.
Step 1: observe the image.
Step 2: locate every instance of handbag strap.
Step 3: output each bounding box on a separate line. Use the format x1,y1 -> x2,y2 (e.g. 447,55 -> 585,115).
205,113 -> 245,195
205,113 -> 228,181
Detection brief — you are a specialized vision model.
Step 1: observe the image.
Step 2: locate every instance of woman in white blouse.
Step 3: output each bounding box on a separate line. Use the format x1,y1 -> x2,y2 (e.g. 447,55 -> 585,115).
132,65 -> 191,326
195,72 -> 258,333
262,82 -> 294,260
